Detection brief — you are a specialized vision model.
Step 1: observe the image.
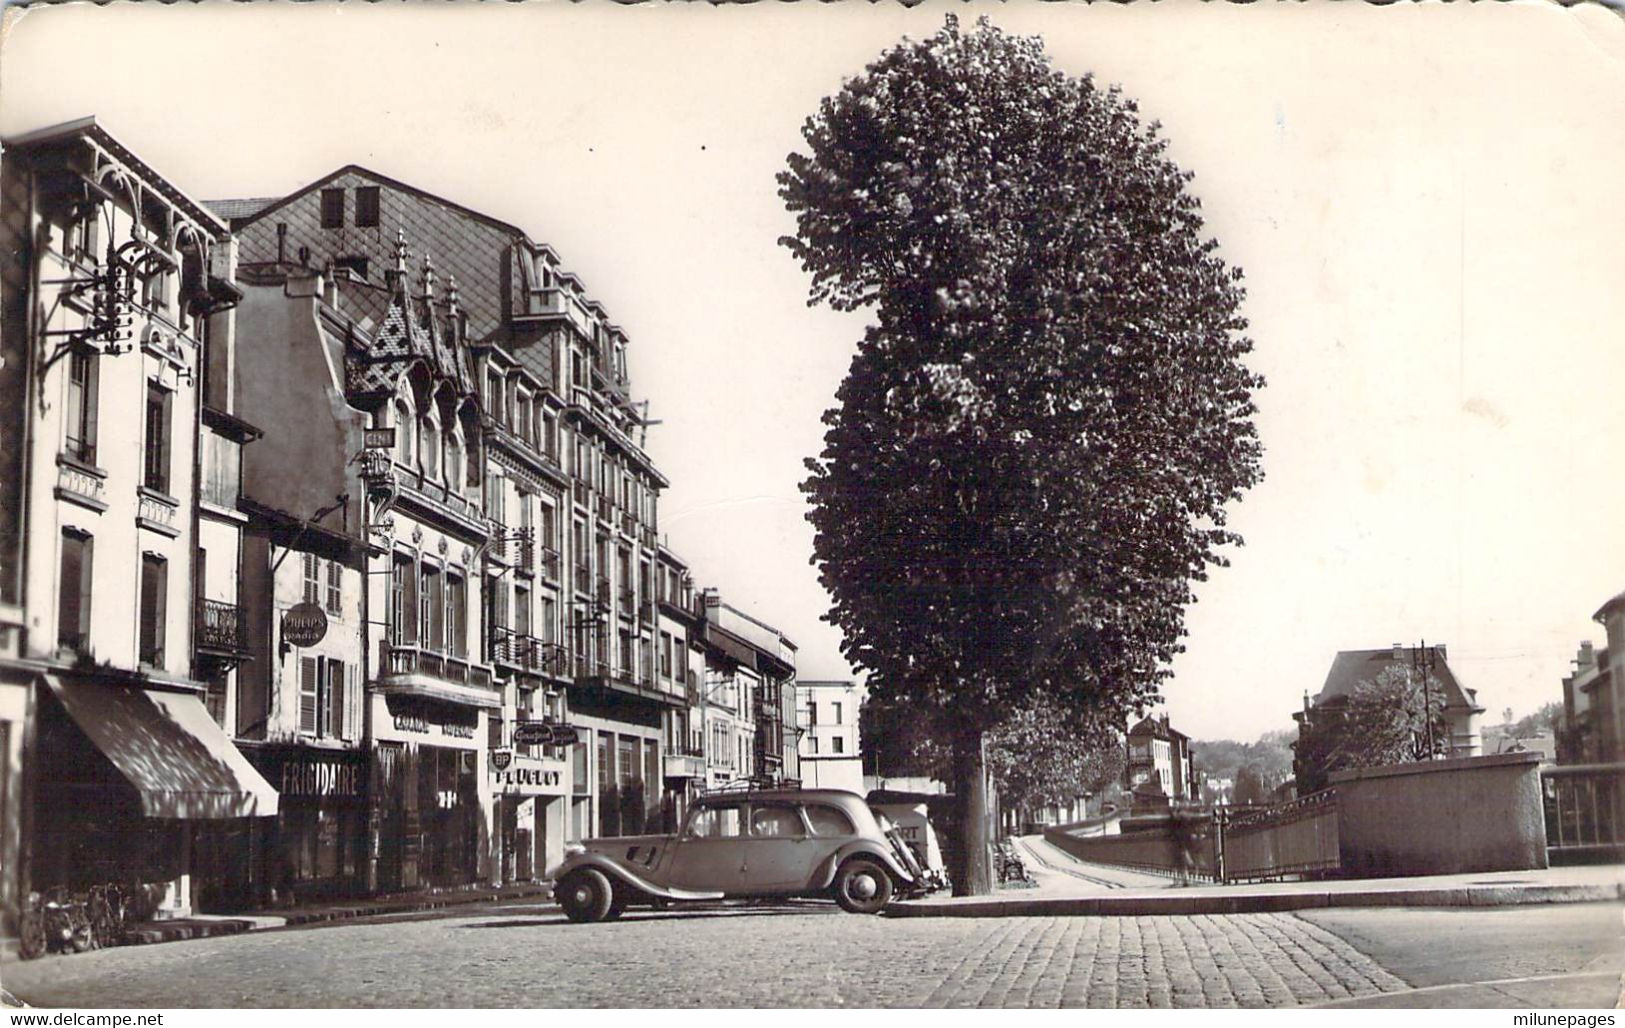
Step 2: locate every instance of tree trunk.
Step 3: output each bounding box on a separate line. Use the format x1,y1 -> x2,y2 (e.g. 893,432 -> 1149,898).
950,727 -> 994,897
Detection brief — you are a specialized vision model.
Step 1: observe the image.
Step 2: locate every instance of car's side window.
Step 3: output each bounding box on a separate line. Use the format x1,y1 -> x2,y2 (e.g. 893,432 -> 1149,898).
804,803 -> 856,837
749,802 -> 805,838
686,803 -> 745,838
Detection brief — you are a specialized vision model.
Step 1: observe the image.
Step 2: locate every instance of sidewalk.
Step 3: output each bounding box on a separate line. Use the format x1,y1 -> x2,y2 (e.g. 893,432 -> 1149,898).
117,881 -> 554,946
890,838 -> 1625,918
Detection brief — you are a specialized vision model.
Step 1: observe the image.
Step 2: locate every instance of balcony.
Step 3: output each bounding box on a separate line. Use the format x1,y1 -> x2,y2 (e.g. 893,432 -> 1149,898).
491,628 -> 566,679
377,641 -> 498,708
596,495 -> 613,523
618,587 -> 636,618
596,575 -> 611,605
664,750 -> 706,779
620,510 -> 637,537
196,599 -> 250,656
515,285 -> 593,338
538,546 -> 561,583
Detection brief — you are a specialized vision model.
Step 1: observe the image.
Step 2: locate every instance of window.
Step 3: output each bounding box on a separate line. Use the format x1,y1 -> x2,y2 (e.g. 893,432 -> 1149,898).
320,188 -> 344,229
832,736 -> 845,754
390,554 -> 415,644
71,207 -> 99,263
447,572 -> 466,658
420,416 -> 439,478
355,187 -> 380,228
139,553 -> 167,666
143,382 -> 171,493
809,736 -> 819,755
419,565 -> 443,652
394,400 -> 414,465
542,411 -> 558,461
515,583 -> 531,639
486,370 -> 505,425
302,553 -> 321,605
750,803 -> 803,838
516,389 -> 532,444
325,658 -> 346,739
806,702 -> 817,726
64,349 -> 98,464
325,560 -> 342,616
832,702 -> 843,725
660,632 -> 673,679
687,802 -> 745,839
57,530 -> 92,650
446,430 -> 464,493
300,656 -> 319,735
540,595 -> 556,645
804,804 -> 856,837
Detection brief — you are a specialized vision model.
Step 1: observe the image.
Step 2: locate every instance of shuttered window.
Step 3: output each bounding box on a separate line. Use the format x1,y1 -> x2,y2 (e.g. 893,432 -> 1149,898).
302,553 -> 320,605
325,658 -> 346,739
447,572 -> 467,658
65,350 -> 98,464
299,656 -> 319,735
57,530 -> 93,650
142,383 -> 171,494
325,560 -> 342,615
138,554 -> 167,667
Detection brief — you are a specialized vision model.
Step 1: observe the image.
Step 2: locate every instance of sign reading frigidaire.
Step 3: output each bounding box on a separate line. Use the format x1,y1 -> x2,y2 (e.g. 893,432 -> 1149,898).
282,601 -> 329,648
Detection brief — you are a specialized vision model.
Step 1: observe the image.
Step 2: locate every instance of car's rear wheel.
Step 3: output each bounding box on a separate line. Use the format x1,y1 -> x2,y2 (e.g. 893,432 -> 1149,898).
558,869 -> 615,924
833,857 -> 894,914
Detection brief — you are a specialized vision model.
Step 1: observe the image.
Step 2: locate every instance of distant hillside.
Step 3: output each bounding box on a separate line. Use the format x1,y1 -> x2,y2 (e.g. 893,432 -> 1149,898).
1189,730 -> 1295,785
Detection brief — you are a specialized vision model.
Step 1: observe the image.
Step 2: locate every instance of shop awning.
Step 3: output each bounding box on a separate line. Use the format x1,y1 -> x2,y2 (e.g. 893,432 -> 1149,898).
44,676 -> 279,819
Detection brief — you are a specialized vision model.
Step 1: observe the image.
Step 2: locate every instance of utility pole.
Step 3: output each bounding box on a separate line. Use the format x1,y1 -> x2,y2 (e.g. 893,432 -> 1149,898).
1412,640 -> 1439,759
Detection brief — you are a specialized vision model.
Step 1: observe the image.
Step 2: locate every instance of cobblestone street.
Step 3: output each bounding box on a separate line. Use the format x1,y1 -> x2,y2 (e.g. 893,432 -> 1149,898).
2,901 -> 1410,1008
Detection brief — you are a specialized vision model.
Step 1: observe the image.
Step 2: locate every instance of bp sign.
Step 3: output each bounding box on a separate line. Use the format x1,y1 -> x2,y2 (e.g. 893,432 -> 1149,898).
282,602 -> 329,648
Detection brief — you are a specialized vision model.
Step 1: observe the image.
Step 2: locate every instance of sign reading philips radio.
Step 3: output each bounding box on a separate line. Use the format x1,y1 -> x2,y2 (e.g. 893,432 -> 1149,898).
512,721 -> 579,747
488,753 -> 568,795
281,602 -> 329,648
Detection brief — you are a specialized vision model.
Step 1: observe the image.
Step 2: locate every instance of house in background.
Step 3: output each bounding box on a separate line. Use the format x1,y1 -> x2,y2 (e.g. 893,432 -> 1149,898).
1292,643 -> 1484,792
797,680 -> 862,793
1125,713 -> 1199,806
1558,590 -> 1625,765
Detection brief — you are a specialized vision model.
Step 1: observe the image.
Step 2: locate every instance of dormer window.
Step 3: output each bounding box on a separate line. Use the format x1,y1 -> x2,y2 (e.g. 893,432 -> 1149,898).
356,187 -> 381,228
321,188 -> 344,229
394,398 -> 415,465
446,427 -> 464,492
421,414 -> 440,478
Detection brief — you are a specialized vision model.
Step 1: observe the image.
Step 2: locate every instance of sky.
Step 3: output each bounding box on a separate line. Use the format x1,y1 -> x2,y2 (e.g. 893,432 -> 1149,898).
3,1 -> 1622,742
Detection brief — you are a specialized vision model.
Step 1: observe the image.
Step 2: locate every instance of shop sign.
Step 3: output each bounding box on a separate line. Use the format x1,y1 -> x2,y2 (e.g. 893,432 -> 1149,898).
491,749 -> 513,772
282,602 -> 329,648
279,755 -> 365,798
390,713 -> 475,740
490,757 -> 566,795
513,721 -> 579,747
364,427 -> 396,450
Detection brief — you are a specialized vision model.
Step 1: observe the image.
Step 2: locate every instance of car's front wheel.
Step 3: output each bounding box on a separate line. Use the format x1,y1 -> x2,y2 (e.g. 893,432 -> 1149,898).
558,869 -> 615,924
833,858 -> 894,915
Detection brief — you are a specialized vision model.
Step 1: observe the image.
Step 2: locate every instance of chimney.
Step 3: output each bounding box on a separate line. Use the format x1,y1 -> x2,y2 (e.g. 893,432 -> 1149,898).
1392,643 -> 1404,663
276,222 -> 288,264
1578,641 -> 1596,670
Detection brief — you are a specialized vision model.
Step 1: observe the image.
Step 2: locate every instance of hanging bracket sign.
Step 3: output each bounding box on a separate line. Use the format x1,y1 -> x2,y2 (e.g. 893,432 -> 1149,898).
363,427 -> 396,450
282,601 -> 329,648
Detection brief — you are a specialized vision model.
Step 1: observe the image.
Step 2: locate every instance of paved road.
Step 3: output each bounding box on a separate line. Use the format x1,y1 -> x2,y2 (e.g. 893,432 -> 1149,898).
3,898 -> 1615,1008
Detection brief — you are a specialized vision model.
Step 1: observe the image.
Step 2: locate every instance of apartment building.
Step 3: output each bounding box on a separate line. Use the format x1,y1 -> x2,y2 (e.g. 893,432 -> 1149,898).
0,119 -> 277,945
796,680 -> 863,793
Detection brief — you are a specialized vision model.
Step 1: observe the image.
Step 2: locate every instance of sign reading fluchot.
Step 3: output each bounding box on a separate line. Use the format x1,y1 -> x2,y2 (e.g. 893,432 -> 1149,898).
282,601 -> 329,648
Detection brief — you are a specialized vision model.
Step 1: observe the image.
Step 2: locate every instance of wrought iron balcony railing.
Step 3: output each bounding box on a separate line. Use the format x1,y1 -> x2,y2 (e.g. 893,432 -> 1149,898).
197,599 -> 249,654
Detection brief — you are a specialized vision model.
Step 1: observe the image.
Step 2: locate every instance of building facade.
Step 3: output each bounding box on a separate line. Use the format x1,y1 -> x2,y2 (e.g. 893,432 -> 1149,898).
1558,591 -> 1625,766
0,119 -> 279,948
796,680 -> 863,793
1125,713 -> 1200,805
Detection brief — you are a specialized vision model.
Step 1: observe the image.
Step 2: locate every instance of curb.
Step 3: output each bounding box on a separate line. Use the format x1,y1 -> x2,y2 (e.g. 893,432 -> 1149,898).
271,884 -> 554,927
885,882 -> 1625,918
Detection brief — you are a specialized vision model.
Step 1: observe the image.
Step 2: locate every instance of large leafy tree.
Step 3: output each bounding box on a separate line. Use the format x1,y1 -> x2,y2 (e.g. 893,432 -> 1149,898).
781,16 -> 1264,894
